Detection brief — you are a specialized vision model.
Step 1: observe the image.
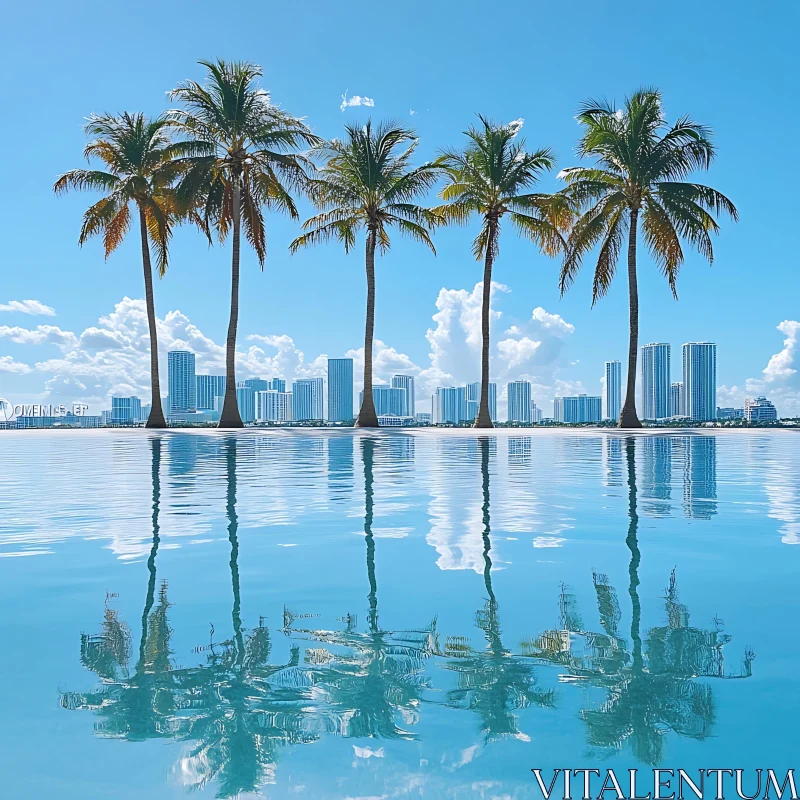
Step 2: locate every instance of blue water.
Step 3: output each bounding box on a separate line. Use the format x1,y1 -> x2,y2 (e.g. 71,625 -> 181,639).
0,429 -> 797,798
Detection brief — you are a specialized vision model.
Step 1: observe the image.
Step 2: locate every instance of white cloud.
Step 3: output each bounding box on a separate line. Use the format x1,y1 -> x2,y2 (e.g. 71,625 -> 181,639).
0,355 -> 32,374
0,299 -> 56,316
720,320 -> 800,418
0,324 -> 78,349
340,92 -> 375,111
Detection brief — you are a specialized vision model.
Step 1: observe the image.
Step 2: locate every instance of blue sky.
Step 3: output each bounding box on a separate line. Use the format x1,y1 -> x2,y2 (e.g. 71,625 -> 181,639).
1,0 -> 798,415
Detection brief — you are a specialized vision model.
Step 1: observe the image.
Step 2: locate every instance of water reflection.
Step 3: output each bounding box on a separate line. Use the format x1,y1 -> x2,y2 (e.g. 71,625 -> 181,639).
60,433 -> 754,794
525,439 -> 751,764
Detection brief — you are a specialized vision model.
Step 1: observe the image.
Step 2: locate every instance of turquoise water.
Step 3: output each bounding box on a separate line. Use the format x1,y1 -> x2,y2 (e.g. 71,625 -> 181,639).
0,429 -> 797,798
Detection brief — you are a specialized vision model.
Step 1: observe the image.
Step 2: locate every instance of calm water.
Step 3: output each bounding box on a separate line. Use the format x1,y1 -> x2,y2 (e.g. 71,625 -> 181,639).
1,429 -> 798,798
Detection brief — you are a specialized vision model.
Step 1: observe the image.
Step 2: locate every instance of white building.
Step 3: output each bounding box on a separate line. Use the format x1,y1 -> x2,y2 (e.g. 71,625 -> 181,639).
670,381 -> 684,417
256,390 -> 293,422
507,380 -> 532,423
683,342 -> 716,422
641,343 -> 671,420
744,396 -> 777,422
391,375 -> 415,417
604,360 -> 622,421
466,381 -> 497,422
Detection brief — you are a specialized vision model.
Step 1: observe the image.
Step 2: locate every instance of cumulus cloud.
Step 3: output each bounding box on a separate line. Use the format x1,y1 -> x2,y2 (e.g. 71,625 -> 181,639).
0,324 -> 78,350
340,92 -> 374,111
0,355 -> 32,374
0,299 -> 56,316
719,320 -> 800,417
0,284 -> 581,417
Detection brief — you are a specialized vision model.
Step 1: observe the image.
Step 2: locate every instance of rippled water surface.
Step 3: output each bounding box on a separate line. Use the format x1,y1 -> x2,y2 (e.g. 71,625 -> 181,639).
1,429 -> 798,798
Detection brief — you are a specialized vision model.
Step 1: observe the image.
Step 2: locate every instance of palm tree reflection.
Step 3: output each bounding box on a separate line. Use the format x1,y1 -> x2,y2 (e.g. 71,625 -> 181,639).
283,435 -> 437,740
525,437 -> 753,763
443,437 -> 553,741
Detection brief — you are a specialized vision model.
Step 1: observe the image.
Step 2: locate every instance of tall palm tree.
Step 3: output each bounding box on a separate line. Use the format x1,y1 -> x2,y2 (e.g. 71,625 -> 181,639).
290,121 -> 440,427
558,88 -> 738,427
169,60 -> 318,428
435,117 -> 570,428
54,113 -> 186,428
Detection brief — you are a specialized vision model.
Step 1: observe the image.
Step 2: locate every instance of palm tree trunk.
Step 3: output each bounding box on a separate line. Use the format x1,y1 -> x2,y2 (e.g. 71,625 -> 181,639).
624,437 -> 643,671
356,228 -> 379,428
219,179 -> 244,428
475,224 -> 496,428
138,207 -> 166,428
138,437 -> 162,670
619,209 -> 642,428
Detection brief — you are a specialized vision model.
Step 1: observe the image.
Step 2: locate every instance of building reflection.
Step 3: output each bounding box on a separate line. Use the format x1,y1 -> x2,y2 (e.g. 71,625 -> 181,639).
678,435 -> 718,520
61,434 -> 750,790
523,438 -> 751,764
641,435 -> 672,516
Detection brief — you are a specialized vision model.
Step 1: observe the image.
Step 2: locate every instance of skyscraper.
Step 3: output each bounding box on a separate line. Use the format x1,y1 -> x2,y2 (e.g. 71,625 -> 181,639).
507,380 -> 532,423
293,378 -> 324,421
604,361 -> 622,421
391,375 -> 415,417
256,390 -> 293,422
243,378 -> 269,392
670,382 -> 684,417
683,342 -> 716,422
434,386 -> 467,424
111,396 -> 141,424
196,374 -> 226,410
269,378 -> 286,393
328,358 -> 354,422
554,394 -> 603,423
359,386 -> 407,416
641,343 -> 671,420
236,384 -> 256,423
466,382 -> 497,422
168,351 -> 196,415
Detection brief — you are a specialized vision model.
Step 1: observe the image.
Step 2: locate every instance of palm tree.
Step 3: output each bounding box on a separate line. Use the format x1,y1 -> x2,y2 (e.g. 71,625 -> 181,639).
290,121 -> 440,427
435,117 -> 570,428
558,88 -> 738,427
169,60 -> 318,428
54,113 -> 186,428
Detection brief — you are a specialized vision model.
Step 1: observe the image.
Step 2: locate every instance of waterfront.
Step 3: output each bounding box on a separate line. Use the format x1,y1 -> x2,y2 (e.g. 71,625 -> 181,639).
1,429 -> 797,798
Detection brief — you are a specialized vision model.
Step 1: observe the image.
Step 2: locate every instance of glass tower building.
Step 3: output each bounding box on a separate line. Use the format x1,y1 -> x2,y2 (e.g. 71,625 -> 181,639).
434,386 -> 467,424
507,380 -> 532,423
670,381 -> 684,417
292,378 -> 324,421
390,375 -> 415,417
604,360 -> 621,421
111,396 -> 141,424
328,358 -> 354,422
256,390 -> 293,422
466,381 -> 497,422
641,343 -> 671,420
683,342 -> 717,421
554,394 -> 603,423
196,374 -> 226,410
168,350 -> 196,415
235,384 -> 256,423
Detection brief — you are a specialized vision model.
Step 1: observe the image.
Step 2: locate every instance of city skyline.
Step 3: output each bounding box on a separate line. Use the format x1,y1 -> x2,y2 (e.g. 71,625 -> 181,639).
2,2 -> 798,423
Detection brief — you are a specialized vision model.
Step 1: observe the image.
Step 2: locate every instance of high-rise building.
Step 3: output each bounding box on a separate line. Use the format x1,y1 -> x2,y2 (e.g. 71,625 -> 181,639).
168,351 -> 196,414
744,396 -> 777,422
196,374 -> 226,410
328,358 -> 354,422
466,381 -> 497,422
434,386 -> 467,424
236,384 -> 256,423
604,361 -> 622,421
391,375 -> 415,417
507,380 -> 532,423
360,385 -> 407,417
531,403 -> 542,424
256,390 -> 293,422
683,342 -> 716,422
244,378 -> 270,392
670,382 -> 684,417
554,394 -> 602,423
293,378 -> 324,421
641,343 -> 671,420
111,395 -> 141,424
269,378 -> 286,393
